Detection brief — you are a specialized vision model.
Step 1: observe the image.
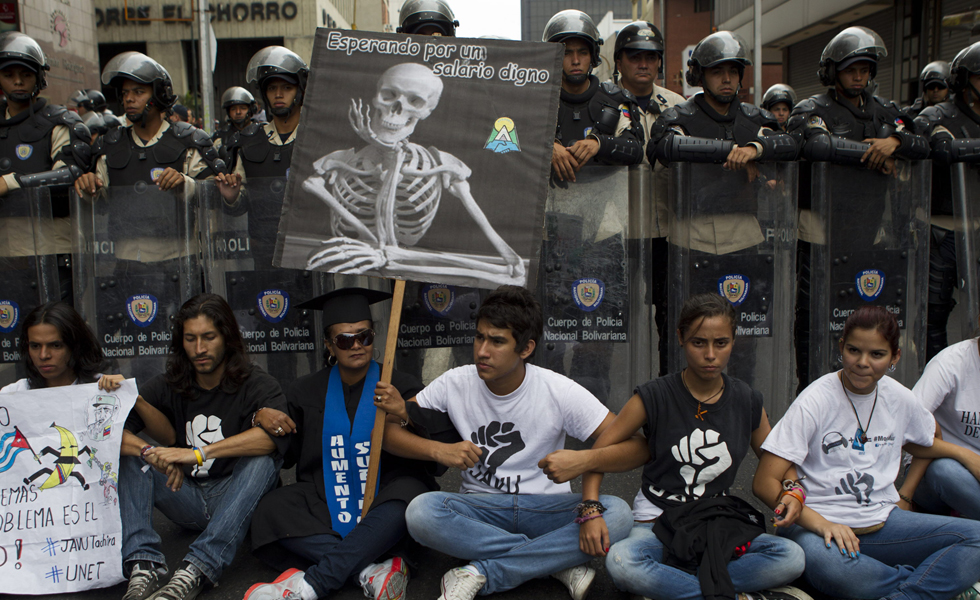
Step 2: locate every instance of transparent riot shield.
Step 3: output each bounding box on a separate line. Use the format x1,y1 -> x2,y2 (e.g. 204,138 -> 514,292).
0,187 -> 61,387
952,162 -> 980,343
534,166 -> 652,411
809,161 -> 930,387
72,184 -> 201,385
668,162 -> 798,420
201,177 -> 322,385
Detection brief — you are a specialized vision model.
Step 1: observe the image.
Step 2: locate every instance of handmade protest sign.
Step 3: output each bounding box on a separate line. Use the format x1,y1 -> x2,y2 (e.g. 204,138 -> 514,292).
274,29 -> 561,289
0,379 -> 137,593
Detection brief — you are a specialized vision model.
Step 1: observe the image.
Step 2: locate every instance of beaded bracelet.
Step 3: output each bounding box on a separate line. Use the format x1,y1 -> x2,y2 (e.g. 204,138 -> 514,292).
575,500 -> 606,517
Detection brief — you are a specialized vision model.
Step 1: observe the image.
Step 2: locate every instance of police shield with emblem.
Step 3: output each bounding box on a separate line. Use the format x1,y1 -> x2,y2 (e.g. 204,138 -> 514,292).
0,187 -> 60,387
72,184 -> 202,384
201,177 -> 322,384
668,162 -> 798,419
535,166 -> 653,409
808,161 -> 930,386
951,163 -> 980,344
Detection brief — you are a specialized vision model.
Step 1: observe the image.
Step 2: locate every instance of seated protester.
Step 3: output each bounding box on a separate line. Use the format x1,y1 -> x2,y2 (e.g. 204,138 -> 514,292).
118,294 -> 287,600
244,288 -> 437,600
574,294 -> 806,600
754,306 -> 980,600
375,285 -> 633,600
0,301 -> 122,393
907,309 -> 980,520
545,10 -> 645,182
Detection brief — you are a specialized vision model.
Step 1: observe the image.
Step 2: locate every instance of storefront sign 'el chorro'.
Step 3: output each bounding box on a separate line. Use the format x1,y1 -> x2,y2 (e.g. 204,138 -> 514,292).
95,1 -> 298,27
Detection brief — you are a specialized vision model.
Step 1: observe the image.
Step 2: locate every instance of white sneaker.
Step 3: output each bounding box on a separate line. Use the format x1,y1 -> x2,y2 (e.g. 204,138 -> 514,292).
437,567 -> 486,600
243,568 -> 308,600
359,557 -> 408,600
551,565 -> 595,600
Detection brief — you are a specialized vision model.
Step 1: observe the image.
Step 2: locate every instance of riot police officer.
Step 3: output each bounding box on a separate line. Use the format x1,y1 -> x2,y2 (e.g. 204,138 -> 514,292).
74,51 -> 224,196
788,26 -> 929,389
546,9 -> 644,182
214,86 -> 258,151
397,0 -> 458,36
762,83 -> 797,130
0,32 -> 90,196
613,20 -> 684,376
915,43 -> 980,358
649,31 -> 797,389
0,32 -> 91,303
907,61 -> 950,119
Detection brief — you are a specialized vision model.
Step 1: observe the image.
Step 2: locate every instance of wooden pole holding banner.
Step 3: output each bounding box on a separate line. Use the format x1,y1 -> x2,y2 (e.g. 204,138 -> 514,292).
361,278 -> 406,517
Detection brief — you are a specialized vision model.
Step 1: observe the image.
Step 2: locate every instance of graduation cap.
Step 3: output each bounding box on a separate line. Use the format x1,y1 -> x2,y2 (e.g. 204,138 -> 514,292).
296,287 -> 392,329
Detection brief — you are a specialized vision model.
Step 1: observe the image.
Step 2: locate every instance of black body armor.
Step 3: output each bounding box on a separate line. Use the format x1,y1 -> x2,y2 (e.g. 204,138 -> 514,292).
556,76 -> 644,165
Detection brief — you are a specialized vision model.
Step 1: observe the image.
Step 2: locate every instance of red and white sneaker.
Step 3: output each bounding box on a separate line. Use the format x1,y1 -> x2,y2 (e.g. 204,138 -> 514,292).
359,557 -> 409,600
243,568 -> 309,600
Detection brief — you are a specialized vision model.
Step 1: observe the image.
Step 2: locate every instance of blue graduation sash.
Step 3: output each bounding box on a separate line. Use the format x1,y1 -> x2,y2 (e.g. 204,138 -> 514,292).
321,361 -> 380,538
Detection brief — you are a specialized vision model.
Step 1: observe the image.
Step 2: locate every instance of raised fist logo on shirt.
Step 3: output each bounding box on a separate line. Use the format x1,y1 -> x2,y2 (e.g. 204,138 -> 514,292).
834,471 -> 875,504
186,414 -> 224,477
671,428 -> 732,499
471,421 -> 525,474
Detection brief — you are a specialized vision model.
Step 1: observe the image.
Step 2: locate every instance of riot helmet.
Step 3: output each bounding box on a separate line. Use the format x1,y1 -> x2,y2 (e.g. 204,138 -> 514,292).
102,111 -> 124,130
101,51 -> 177,124
762,83 -> 797,111
920,60 -> 950,89
397,0 -> 458,36
86,89 -> 108,112
69,89 -> 88,110
82,110 -> 107,137
543,10 -> 603,69
221,86 -> 257,125
246,46 -> 309,117
614,21 -> 665,77
950,42 -> 980,98
0,32 -> 49,99
686,31 -> 751,103
817,26 -> 886,89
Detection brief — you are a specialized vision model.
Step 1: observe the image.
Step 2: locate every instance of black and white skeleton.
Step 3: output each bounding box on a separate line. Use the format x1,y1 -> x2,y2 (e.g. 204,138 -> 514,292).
302,63 -> 527,286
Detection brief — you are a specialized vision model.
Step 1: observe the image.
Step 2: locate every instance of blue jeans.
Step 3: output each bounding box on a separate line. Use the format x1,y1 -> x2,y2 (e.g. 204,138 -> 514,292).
606,522 -> 805,600
405,492 -> 632,595
913,457 -> 980,520
781,506 -> 980,599
260,500 -> 409,597
119,455 -> 279,583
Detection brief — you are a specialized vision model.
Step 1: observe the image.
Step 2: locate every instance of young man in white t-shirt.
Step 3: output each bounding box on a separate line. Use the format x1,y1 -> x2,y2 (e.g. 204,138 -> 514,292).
375,285 -> 632,600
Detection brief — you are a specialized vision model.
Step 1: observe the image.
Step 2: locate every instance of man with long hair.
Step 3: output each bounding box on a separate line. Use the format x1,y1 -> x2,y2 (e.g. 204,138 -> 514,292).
118,294 -> 288,600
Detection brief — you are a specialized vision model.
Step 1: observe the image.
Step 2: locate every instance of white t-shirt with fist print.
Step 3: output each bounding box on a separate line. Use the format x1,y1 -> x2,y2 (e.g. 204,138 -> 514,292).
416,364 -> 608,495
763,372 -> 935,528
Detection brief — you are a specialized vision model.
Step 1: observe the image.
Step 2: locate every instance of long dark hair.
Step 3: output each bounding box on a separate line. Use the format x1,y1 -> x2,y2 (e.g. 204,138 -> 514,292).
166,294 -> 252,399
19,302 -> 107,389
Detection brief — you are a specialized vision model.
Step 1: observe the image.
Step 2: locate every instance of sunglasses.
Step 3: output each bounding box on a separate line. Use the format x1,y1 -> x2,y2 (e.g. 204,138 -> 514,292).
332,329 -> 375,350
925,83 -> 947,91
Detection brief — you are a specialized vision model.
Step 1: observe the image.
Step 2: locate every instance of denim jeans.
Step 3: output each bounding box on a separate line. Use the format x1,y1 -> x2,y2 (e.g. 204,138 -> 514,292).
780,506 -> 980,599
119,454 -> 279,583
258,499 -> 408,597
605,522 -> 805,600
913,457 -> 980,520
405,492 -> 632,595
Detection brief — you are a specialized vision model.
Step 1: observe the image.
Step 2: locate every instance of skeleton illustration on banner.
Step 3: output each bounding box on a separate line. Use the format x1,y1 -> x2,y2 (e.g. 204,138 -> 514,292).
302,63 -> 525,287
0,380 -> 137,593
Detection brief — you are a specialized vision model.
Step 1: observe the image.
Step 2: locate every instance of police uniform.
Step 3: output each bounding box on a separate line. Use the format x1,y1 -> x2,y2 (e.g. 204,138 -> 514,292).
556,74 -> 645,165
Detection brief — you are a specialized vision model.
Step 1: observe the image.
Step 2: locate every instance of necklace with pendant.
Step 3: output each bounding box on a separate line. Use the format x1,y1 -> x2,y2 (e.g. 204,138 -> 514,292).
839,371 -> 878,444
682,369 -> 724,421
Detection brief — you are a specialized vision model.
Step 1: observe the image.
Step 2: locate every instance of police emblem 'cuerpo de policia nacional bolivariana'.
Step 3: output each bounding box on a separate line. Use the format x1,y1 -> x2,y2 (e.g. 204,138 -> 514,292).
127,294 -> 158,327
719,274 -> 750,307
0,300 -> 18,333
857,269 -> 885,301
423,284 -> 455,316
573,278 -> 604,312
257,289 -> 290,323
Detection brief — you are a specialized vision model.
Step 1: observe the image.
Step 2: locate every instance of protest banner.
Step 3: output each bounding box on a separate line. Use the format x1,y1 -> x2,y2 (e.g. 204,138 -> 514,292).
0,379 -> 137,594
275,29 -> 562,514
